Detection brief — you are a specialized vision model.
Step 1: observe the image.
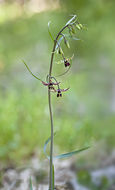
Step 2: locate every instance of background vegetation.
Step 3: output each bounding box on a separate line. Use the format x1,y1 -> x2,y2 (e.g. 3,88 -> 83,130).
0,0 -> 115,165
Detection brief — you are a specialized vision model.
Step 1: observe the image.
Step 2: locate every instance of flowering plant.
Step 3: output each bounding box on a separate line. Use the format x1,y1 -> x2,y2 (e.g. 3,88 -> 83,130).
23,15 -> 89,190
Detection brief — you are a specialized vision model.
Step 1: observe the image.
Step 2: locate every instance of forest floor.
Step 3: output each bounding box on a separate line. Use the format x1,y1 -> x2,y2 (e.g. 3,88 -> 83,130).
0,150 -> 115,190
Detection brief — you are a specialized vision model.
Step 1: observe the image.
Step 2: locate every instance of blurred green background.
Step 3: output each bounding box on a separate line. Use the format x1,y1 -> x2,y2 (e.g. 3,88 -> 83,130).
0,0 -> 115,165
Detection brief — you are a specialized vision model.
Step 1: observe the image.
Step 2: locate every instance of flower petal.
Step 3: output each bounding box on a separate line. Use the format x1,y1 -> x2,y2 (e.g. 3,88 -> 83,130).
60,87 -> 70,92
42,81 -> 49,86
42,81 -> 60,86
55,87 -> 70,92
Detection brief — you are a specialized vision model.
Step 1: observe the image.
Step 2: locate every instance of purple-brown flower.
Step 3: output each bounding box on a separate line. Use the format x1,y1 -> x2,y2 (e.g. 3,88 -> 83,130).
50,87 -> 69,97
57,89 -> 62,97
42,81 -> 60,86
64,59 -> 70,67
42,80 -> 69,98
42,80 -> 60,92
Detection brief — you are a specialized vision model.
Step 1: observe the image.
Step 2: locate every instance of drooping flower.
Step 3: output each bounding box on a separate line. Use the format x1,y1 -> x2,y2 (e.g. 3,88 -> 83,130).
57,89 -> 62,97
50,87 -> 69,97
57,88 -> 69,97
42,80 -> 60,92
64,59 -> 70,67
42,81 -> 60,87
64,54 -> 74,68
42,78 -> 69,98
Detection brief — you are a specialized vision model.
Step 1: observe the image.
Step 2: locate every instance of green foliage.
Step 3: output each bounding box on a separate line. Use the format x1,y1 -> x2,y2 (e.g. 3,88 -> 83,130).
48,21 -> 54,41
44,132 -> 90,159
22,60 -> 42,81
0,89 -> 48,163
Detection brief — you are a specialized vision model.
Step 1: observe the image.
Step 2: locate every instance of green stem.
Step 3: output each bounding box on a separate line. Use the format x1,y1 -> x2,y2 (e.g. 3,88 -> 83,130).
48,24 -> 69,190
48,86 -> 54,190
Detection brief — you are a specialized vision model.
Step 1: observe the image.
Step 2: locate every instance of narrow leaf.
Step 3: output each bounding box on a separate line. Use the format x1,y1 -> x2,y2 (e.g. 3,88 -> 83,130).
70,36 -> 80,41
55,34 -> 79,51
55,36 -> 63,50
48,21 -> 54,41
65,15 -> 77,26
44,134 -> 90,160
64,34 -> 80,41
22,60 -> 42,81
54,146 -> 90,159
44,132 -> 57,159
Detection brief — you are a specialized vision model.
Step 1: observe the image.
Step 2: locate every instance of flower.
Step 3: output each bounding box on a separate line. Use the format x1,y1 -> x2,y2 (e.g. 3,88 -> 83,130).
63,55 -> 74,68
57,89 -> 62,97
42,80 -> 60,92
42,81 -> 60,87
42,79 -> 69,98
52,87 -> 69,97
64,59 -> 70,67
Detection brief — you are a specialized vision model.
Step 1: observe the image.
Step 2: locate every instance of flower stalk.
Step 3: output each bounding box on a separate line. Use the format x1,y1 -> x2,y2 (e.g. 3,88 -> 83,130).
23,15 -> 89,190
48,23 -> 70,190
48,16 -> 82,189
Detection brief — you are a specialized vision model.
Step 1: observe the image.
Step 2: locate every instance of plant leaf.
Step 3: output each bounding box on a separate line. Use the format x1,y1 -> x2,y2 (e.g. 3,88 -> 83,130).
48,21 -> 54,41
54,147 -> 90,159
43,132 -> 57,159
22,60 -> 42,81
70,36 -> 80,41
65,15 -> 77,26
55,34 -> 80,51
64,34 -> 80,41
44,133 -> 90,160
29,178 -> 33,190
55,36 -> 63,50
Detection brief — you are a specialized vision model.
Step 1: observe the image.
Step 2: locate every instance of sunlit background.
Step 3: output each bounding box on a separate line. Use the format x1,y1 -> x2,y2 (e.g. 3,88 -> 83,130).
0,0 -> 115,174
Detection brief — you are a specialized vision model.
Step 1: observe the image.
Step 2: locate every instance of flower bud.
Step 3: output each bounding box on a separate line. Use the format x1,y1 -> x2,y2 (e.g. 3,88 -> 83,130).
58,47 -> 63,55
79,24 -> 83,29
76,24 -> 81,30
71,26 -> 76,34
65,40 -> 70,49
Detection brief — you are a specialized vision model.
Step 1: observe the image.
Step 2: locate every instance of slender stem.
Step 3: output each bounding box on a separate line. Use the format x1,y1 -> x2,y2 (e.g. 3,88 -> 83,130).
48,24 -> 69,190
49,24 -> 68,76
48,86 -> 54,190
